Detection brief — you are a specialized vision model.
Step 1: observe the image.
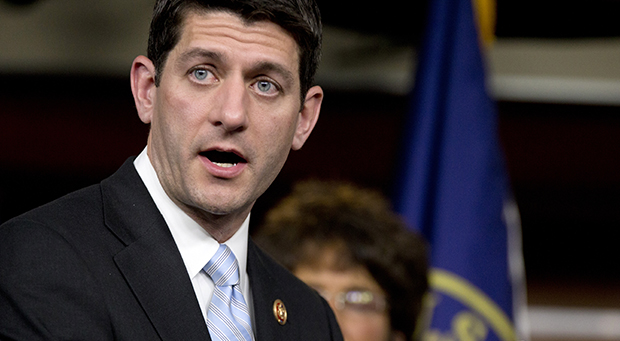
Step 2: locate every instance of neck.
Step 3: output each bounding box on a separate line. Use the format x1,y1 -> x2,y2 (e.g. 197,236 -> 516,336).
182,206 -> 252,243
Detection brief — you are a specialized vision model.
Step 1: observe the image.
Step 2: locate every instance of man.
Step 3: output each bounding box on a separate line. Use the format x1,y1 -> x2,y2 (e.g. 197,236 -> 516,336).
0,0 -> 342,340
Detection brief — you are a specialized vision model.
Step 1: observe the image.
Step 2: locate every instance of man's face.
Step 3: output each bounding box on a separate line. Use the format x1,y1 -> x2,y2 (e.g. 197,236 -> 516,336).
133,10 -> 322,232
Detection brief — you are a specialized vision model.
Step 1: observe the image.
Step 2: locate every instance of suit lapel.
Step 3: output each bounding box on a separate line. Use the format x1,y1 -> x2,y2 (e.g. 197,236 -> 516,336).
102,159 -> 211,341
247,240 -> 297,340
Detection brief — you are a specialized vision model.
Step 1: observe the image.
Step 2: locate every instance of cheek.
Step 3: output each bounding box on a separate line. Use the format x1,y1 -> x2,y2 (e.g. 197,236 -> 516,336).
250,101 -> 296,147
339,313 -> 392,341
263,109 -> 299,143
154,90 -> 204,142
262,121 -> 297,166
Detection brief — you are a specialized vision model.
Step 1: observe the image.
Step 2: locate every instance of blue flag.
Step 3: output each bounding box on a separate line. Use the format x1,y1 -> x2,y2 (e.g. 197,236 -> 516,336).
394,0 -> 523,340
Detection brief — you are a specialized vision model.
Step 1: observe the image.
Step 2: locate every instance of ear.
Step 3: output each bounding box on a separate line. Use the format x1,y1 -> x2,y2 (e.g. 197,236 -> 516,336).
130,55 -> 157,124
292,85 -> 323,151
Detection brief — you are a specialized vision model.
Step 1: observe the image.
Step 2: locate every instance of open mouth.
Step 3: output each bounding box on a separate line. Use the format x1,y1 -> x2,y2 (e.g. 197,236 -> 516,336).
201,150 -> 246,168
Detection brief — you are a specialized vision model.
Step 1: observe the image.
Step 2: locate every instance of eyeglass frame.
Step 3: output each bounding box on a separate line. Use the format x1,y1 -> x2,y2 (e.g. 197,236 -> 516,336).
314,288 -> 388,314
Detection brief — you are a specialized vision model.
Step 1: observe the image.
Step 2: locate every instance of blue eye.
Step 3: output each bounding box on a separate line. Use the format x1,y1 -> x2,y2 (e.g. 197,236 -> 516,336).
193,69 -> 209,80
257,81 -> 273,92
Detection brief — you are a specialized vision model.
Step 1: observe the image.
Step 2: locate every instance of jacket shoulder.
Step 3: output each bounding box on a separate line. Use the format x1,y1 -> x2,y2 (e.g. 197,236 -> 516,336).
1,183 -> 103,232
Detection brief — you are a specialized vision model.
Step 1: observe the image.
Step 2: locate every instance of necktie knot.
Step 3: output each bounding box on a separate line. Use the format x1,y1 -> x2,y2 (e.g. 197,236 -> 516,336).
204,244 -> 240,287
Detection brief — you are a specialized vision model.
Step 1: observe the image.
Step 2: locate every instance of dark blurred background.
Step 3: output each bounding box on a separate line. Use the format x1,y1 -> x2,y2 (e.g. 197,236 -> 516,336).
2,1 -> 620,338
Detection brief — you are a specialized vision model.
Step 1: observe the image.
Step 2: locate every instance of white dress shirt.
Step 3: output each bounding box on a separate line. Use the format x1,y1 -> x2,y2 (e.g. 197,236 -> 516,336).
133,148 -> 255,329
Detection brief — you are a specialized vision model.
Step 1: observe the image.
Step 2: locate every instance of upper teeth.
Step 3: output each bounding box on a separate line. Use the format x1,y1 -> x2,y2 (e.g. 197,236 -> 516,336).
213,162 -> 237,168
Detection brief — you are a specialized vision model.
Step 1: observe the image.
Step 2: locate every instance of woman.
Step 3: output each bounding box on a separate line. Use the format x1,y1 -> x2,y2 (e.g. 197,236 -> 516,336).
254,180 -> 429,341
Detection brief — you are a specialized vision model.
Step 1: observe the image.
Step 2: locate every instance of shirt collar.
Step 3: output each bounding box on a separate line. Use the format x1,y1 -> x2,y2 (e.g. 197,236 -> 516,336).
133,148 -> 250,284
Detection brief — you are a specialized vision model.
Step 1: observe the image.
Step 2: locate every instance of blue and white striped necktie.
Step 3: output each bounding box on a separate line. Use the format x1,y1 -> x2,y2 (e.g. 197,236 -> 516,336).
204,244 -> 254,341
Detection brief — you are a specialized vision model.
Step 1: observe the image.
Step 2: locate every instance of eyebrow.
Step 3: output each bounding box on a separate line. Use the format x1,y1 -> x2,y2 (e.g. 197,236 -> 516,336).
176,48 -> 224,67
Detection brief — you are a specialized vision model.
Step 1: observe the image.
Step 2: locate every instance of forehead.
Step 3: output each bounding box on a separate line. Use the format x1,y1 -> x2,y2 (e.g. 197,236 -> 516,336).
294,258 -> 384,294
296,242 -> 356,271
172,10 -> 300,72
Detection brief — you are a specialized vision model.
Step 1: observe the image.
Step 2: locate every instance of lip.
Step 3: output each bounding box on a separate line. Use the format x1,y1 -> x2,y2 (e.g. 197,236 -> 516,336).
199,147 -> 248,179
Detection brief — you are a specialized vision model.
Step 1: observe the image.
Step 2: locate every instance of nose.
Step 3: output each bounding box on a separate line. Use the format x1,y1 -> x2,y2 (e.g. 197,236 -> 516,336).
209,77 -> 249,133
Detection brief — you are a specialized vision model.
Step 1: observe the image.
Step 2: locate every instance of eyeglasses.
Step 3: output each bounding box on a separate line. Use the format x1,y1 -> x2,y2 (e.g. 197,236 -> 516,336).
316,289 -> 388,314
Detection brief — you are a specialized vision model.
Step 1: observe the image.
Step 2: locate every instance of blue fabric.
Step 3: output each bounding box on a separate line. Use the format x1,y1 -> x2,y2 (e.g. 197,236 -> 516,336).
394,0 -> 517,339
204,244 -> 254,341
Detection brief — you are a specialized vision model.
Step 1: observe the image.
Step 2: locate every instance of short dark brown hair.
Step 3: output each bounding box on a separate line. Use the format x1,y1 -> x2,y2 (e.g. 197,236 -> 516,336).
147,0 -> 322,99
254,180 -> 429,340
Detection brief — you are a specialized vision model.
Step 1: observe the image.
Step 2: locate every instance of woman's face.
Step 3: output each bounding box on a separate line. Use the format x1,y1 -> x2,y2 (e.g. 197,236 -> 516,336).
293,248 -> 405,341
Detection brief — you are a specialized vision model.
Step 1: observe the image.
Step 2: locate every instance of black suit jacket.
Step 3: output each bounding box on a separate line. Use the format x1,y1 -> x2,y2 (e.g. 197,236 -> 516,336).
0,158 -> 343,340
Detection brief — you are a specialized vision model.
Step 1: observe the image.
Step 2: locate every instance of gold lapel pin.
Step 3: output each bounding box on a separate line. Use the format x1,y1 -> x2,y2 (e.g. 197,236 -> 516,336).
273,299 -> 287,325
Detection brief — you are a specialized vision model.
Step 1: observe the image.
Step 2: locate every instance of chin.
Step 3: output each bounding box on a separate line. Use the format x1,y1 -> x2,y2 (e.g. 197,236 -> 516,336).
193,197 -> 248,217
